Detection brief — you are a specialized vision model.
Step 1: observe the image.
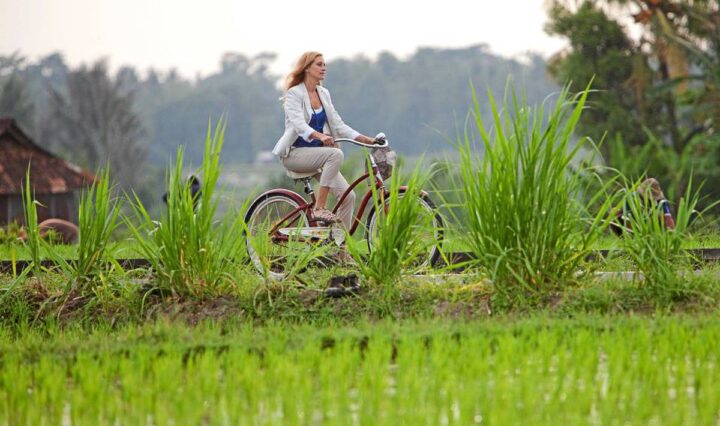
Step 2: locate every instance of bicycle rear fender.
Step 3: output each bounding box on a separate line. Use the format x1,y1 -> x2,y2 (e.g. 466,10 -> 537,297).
244,189 -> 308,224
252,188 -> 306,205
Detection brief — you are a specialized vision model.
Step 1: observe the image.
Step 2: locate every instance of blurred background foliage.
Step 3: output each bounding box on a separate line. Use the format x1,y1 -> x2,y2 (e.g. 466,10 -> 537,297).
0,46 -> 556,212
1,0 -> 719,214
546,0 -> 720,209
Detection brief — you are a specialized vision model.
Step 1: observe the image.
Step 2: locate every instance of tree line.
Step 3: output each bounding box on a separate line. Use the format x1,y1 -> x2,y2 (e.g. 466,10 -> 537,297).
0,46 -> 556,194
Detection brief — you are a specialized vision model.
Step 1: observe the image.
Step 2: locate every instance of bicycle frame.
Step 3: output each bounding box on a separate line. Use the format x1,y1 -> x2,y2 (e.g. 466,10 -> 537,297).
259,162 -> 385,243
334,163 -> 386,234
257,138 -> 428,243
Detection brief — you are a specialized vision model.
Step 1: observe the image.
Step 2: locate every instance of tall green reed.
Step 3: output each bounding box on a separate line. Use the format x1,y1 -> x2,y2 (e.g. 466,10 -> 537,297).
615,177 -> 707,305
52,167 -> 122,291
451,82 -> 617,301
126,119 -> 248,296
271,238 -> 333,282
347,160 -> 438,288
20,168 -> 41,274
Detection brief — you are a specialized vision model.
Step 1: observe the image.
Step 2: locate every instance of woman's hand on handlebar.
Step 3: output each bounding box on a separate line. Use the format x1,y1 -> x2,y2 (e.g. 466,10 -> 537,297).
318,133 -> 335,147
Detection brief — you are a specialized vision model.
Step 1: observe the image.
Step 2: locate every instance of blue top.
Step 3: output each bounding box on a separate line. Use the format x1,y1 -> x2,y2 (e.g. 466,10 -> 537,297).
622,199 -> 672,216
293,107 -> 327,148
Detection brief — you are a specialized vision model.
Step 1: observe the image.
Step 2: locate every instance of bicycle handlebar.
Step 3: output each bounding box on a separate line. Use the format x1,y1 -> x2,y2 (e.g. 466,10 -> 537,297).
334,132 -> 389,148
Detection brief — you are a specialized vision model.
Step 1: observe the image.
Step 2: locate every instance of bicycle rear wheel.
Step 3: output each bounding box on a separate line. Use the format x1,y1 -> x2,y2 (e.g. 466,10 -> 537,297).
365,191 -> 444,271
244,192 -> 312,280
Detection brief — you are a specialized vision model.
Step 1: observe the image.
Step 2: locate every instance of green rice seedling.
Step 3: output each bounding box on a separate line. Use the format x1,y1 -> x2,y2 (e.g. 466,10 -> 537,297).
0,268 -> 31,307
449,82 -> 618,304
279,238 -> 333,282
20,167 -> 42,274
75,167 -> 121,279
426,160 -> 469,263
347,160 -> 438,288
615,177 -> 710,305
126,119 -> 248,297
49,167 -> 122,292
4,317 -> 720,424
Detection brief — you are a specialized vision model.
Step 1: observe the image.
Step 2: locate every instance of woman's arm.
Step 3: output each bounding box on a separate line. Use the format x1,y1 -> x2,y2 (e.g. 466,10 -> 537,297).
284,88 -> 316,141
354,134 -> 376,145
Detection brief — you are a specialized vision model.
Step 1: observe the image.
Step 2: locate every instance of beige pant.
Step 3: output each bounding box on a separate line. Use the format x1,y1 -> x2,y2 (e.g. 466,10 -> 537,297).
282,147 -> 356,229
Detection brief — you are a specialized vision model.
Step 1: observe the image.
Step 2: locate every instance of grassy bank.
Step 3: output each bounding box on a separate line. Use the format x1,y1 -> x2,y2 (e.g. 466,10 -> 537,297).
2,264 -> 720,330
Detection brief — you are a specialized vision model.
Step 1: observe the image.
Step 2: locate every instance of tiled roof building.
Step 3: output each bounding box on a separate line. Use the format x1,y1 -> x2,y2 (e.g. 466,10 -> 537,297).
0,117 -> 93,225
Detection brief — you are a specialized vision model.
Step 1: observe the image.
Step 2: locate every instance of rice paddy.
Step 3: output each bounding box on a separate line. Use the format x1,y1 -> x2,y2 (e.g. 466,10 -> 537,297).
1,317 -> 718,425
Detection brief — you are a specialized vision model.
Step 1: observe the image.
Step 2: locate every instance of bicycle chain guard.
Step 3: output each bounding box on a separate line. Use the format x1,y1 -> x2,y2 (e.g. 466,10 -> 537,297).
278,223 -> 346,246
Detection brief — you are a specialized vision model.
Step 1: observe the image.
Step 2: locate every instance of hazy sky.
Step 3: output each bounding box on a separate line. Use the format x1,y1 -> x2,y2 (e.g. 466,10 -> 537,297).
1,0 -> 567,78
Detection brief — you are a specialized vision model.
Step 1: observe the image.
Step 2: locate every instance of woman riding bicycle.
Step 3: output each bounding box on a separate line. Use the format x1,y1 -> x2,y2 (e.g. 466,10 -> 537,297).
272,51 -> 376,228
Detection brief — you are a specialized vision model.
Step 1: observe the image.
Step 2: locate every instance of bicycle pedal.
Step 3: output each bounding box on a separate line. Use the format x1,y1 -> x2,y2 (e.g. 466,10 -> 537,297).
312,217 -> 341,225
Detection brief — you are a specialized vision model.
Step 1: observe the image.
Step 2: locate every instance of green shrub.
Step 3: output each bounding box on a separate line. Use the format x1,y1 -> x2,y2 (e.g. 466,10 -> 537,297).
71,167 -> 121,286
451,82 -> 617,303
126,119 -> 249,297
615,178 -> 709,305
347,160 -> 440,288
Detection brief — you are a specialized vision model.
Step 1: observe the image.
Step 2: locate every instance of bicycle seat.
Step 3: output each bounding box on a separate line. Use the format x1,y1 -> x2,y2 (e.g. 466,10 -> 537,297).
286,169 -> 320,180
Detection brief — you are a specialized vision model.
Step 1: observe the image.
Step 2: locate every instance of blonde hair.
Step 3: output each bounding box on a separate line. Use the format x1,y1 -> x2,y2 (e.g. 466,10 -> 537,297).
285,51 -> 323,91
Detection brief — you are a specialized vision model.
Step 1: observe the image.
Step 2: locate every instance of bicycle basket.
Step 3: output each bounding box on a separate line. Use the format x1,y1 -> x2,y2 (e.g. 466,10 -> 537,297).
370,146 -> 397,180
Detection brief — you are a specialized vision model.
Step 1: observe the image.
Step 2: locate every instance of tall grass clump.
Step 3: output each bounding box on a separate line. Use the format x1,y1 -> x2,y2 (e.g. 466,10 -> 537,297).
347,160 -> 439,288
127,119 -> 248,296
615,178 -> 706,305
53,167 -> 122,290
453,82 -> 616,301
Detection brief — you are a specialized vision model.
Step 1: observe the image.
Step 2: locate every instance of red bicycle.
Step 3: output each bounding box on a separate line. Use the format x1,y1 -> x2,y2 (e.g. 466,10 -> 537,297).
243,136 -> 444,279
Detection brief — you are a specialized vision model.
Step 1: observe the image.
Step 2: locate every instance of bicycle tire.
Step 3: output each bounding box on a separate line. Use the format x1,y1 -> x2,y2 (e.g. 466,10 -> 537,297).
244,191 -> 310,280
365,190 -> 444,270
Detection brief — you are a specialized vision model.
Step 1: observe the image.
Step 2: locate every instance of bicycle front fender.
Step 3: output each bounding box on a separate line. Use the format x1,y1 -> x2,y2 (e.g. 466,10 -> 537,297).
388,186 -> 429,198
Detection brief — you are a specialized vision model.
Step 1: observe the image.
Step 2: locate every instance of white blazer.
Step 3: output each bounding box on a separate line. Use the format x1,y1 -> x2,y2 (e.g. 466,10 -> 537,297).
272,83 -> 360,158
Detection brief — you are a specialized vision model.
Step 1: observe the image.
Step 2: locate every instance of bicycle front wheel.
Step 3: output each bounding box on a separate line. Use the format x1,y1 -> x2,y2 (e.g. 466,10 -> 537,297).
365,191 -> 444,271
244,192 -> 311,280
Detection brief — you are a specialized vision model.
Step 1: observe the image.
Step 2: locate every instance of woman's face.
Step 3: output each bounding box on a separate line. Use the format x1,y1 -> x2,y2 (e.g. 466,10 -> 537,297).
305,56 -> 326,82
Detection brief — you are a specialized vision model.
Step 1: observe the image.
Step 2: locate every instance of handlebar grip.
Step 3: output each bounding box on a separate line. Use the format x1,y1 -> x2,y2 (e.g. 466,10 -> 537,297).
373,132 -> 387,146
